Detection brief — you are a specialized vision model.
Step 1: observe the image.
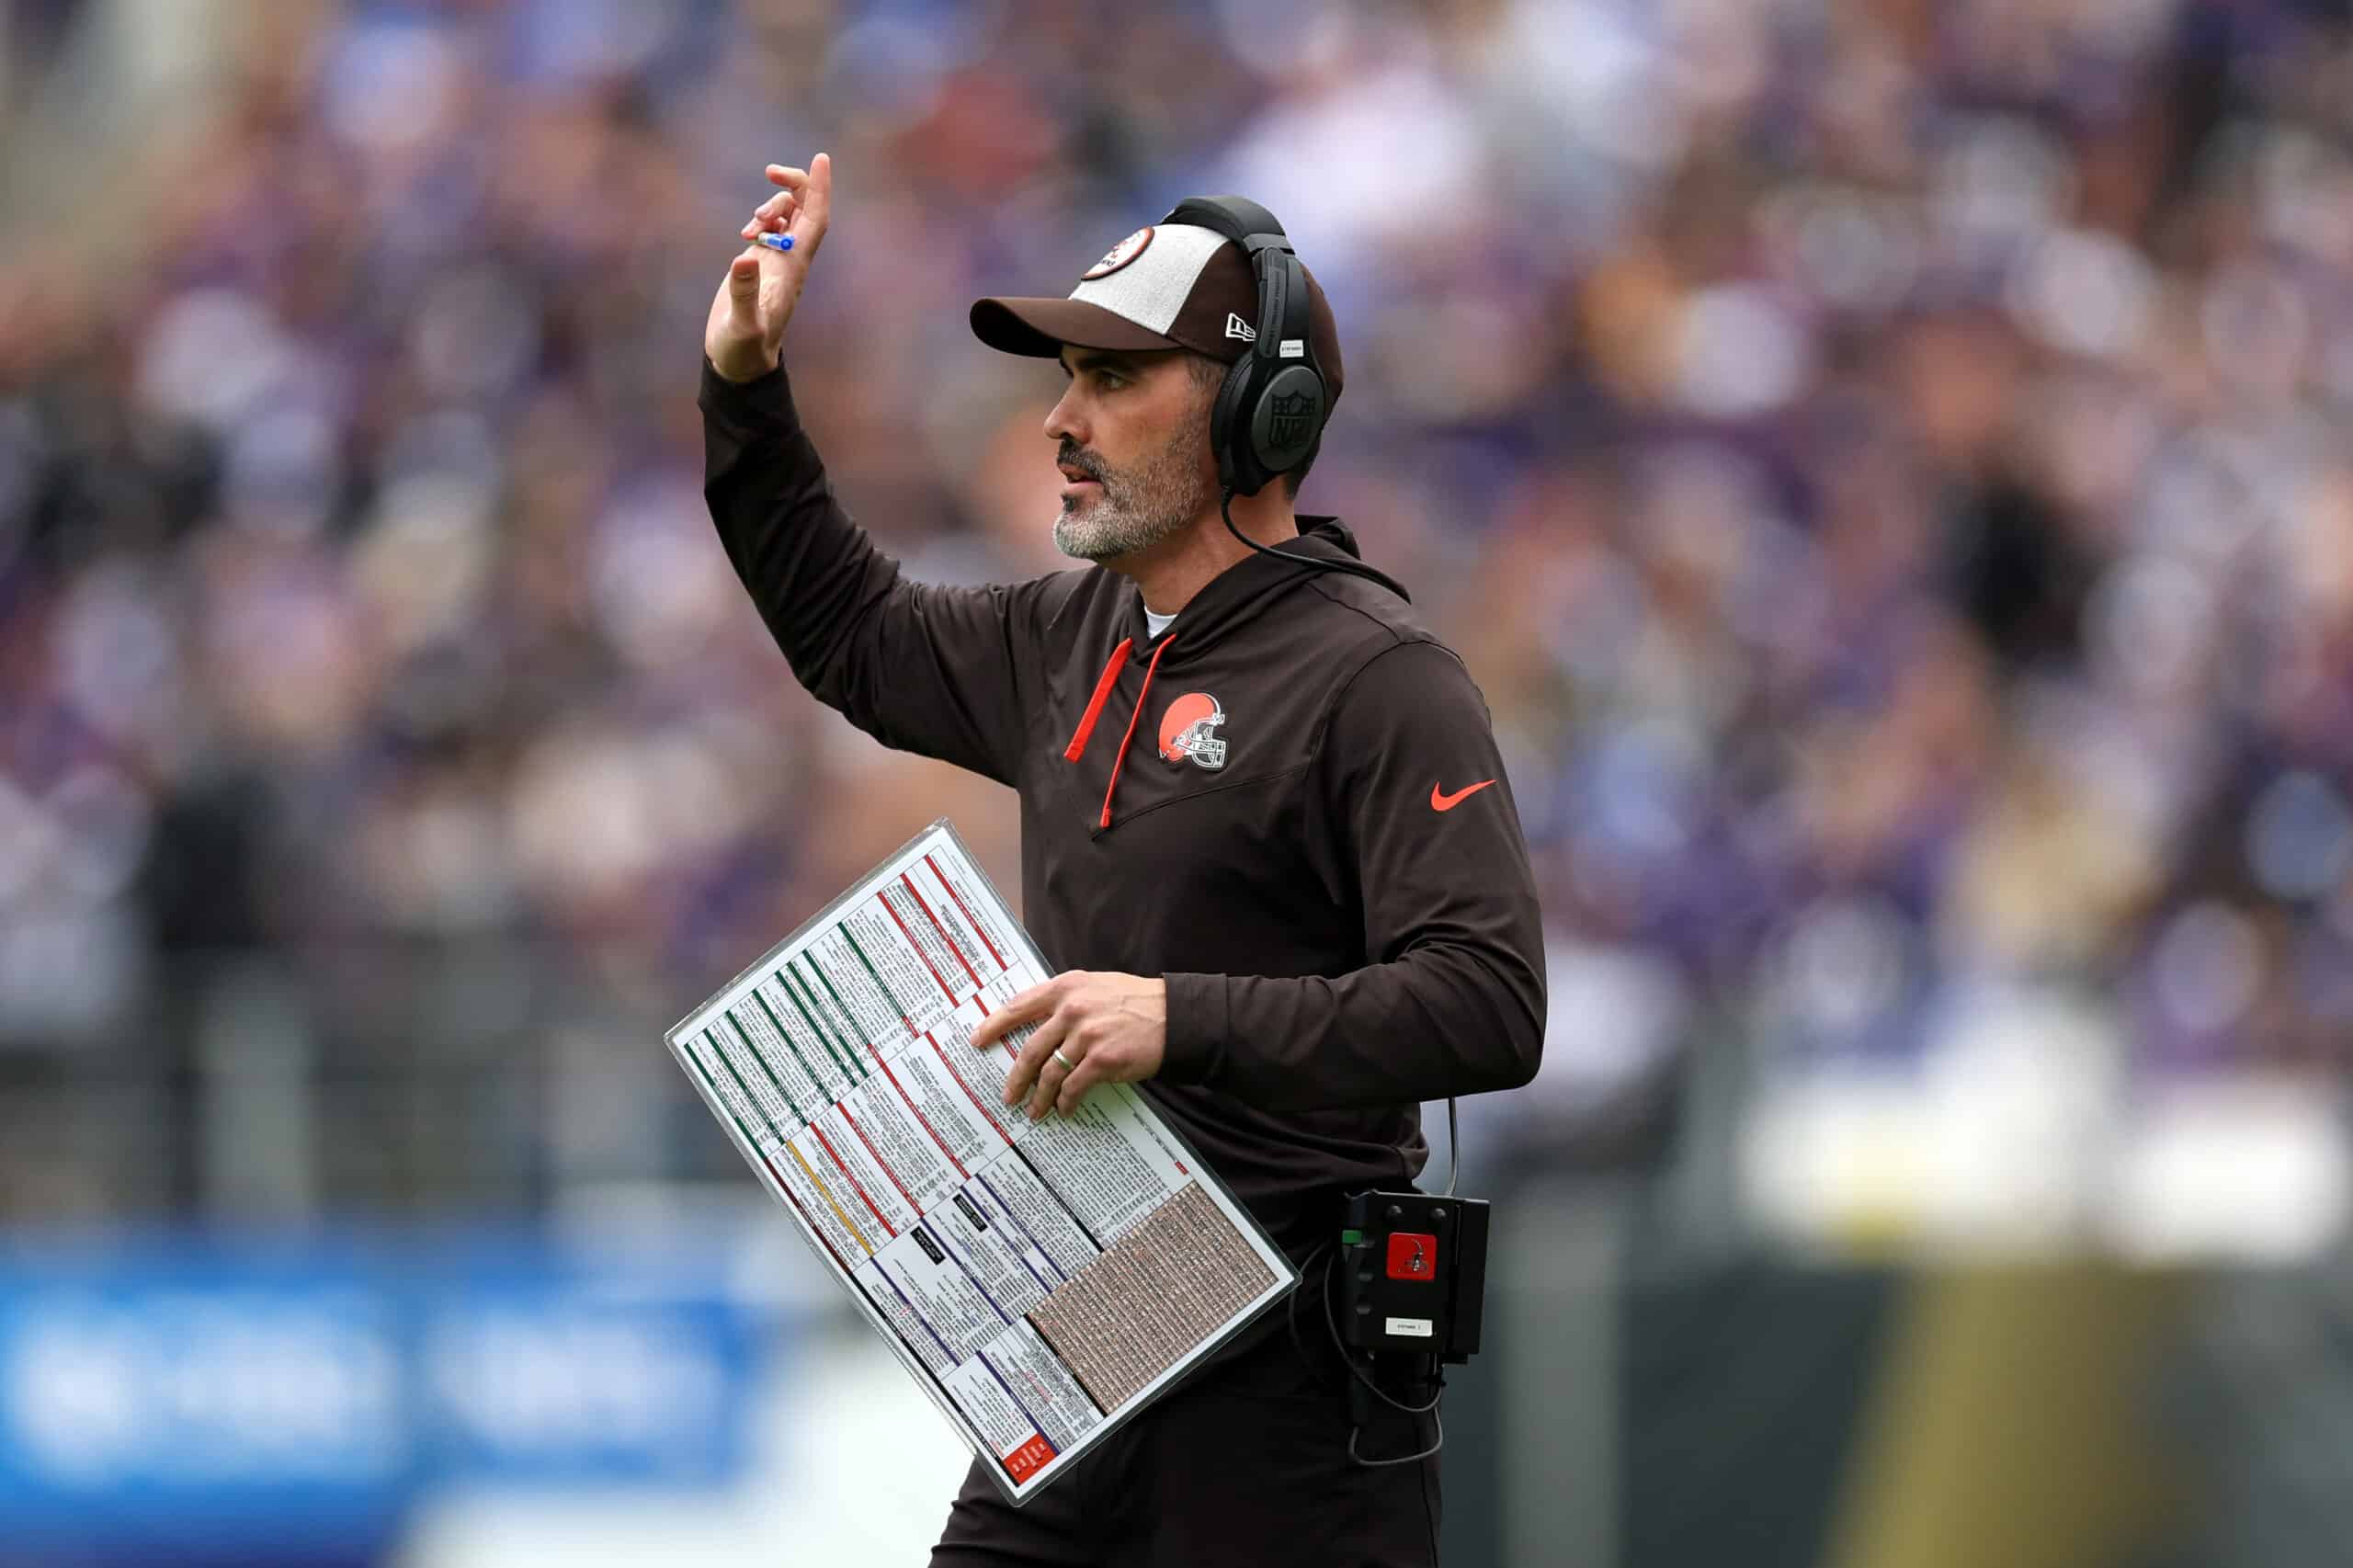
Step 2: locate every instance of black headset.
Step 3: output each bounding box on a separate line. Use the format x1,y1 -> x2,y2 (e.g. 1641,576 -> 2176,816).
1158,196 -> 1402,599
1159,196 -> 1329,498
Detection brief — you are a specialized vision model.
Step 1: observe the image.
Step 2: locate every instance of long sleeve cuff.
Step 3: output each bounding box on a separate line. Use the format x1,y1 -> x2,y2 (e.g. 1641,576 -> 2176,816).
1159,971 -> 1231,1086
699,356 -> 795,428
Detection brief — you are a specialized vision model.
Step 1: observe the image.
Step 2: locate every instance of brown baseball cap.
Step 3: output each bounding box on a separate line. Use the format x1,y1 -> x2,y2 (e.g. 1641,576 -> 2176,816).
971,222 -> 1344,406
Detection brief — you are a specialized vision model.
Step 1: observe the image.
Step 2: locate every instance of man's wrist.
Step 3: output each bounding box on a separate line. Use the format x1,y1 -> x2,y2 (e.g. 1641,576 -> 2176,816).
705,347 -> 782,386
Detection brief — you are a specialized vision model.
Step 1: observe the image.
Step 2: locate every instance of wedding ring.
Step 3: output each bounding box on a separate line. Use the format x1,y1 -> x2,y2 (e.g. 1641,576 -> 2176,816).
1051,1047 -> 1078,1071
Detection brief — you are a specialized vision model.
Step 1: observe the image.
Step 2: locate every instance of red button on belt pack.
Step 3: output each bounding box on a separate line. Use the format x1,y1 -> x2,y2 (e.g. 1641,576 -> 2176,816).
1385,1232 -> 1438,1281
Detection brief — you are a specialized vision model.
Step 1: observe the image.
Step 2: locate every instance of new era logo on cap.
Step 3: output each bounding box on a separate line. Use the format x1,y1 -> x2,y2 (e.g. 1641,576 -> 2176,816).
1224,312 -> 1257,342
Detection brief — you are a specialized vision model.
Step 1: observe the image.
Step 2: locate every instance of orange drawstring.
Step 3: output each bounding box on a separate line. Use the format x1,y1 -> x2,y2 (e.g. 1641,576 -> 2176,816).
1063,638 -> 1133,762
1098,637 -> 1170,830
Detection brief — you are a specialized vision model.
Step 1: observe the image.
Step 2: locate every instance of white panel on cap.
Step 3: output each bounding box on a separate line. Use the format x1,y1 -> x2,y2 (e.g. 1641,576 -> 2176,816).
1068,223 -> 1228,335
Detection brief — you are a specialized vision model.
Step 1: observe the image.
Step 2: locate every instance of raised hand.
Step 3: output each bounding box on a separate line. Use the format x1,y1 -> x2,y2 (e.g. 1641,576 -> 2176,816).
703,153 -> 834,382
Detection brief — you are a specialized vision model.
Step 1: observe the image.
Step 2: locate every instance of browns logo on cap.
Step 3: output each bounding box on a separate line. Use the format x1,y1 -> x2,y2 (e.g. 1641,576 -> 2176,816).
971,222 -> 1344,405
1082,227 -> 1154,280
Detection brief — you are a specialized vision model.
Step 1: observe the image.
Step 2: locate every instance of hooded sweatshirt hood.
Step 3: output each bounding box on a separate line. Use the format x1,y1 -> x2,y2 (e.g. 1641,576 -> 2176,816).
1109,517 -> 1410,665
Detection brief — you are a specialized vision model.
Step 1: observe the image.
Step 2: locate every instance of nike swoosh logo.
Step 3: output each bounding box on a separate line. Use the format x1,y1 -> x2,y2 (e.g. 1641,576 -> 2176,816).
1430,779 -> 1496,812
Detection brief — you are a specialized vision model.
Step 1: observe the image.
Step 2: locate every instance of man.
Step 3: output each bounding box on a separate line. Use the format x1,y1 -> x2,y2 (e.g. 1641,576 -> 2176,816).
701,153 -> 1543,1567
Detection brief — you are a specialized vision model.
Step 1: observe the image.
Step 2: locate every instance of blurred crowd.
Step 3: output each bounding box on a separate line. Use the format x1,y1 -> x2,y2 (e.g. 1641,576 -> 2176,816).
3,0 -> 2352,1222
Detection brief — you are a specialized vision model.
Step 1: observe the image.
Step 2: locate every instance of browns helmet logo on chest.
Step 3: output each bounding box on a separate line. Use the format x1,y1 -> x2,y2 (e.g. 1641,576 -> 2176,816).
1158,693 -> 1228,771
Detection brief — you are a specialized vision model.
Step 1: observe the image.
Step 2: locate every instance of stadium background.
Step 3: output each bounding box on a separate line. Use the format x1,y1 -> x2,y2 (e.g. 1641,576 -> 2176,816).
4,0 -> 2352,1562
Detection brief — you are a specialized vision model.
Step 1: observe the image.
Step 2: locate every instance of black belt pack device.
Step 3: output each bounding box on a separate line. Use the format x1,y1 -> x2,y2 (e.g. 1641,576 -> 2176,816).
1335,1189 -> 1490,1361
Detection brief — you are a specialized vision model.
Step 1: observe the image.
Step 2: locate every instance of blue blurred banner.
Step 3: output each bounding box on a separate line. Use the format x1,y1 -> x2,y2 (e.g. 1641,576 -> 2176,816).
0,1233 -> 779,1560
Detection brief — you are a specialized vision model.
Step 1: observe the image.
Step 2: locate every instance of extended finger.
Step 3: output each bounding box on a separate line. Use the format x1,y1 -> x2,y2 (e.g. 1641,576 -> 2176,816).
765,164 -> 811,190
971,980 -> 1055,1051
792,153 -> 833,249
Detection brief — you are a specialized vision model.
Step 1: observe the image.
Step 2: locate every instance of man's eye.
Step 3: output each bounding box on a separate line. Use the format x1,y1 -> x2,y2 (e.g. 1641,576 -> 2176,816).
1097,372 -> 1126,390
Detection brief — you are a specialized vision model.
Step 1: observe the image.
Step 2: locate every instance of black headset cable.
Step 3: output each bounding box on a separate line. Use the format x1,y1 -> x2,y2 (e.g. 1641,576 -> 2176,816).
1220,486 -> 1405,597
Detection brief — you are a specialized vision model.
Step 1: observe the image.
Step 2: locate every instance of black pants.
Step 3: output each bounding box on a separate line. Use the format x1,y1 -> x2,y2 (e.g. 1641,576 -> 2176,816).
928,1314 -> 1442,1567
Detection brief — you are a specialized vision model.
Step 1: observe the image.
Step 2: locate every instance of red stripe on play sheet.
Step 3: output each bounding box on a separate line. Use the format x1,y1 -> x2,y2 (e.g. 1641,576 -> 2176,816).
926,853 -> 1006,969
876,887 -> 957,1004
838,1100 -> 917,1210
882,1059 -> 968,1178
929,1033 -> 1012,1145
811,1122 -> 897,1237
903,871 -> 982,991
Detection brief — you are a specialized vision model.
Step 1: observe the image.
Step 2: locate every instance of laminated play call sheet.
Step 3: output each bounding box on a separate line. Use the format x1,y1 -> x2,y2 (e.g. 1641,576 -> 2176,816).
666,820 -> 1295,1504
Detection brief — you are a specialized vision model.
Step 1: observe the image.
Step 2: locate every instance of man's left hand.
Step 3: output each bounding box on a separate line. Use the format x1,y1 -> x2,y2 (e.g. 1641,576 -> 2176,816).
972,971 -> 1165,1119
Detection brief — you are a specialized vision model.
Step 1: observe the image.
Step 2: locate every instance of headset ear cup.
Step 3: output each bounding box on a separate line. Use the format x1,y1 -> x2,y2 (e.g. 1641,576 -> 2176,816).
1213,354 -> 1266,495
1249,366 -> 1324,477
1179,204 -> 1328,499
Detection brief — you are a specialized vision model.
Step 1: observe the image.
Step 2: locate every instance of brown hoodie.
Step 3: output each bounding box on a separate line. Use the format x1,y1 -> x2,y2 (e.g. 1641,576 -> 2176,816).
700,360 -> 1544,1258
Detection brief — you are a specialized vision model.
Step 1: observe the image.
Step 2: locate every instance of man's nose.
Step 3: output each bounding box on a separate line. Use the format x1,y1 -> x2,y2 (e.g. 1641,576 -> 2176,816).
1043,386 -> 1086,447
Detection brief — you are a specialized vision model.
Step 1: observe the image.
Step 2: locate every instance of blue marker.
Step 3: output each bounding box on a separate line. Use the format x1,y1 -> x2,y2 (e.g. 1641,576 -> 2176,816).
754,232 -> 794,253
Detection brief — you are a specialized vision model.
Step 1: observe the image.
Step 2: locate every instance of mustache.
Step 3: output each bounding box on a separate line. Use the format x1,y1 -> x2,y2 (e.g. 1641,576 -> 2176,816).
1057,444 -> 1107,483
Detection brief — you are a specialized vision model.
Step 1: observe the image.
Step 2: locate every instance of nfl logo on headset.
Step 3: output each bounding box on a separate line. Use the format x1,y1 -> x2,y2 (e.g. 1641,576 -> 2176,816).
1159,694 -> 1228,771
1267,391 -> 1317,452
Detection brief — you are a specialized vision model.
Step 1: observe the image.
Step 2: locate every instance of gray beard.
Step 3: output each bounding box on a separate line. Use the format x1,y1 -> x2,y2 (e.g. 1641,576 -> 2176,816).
1052,415 -> 1213,563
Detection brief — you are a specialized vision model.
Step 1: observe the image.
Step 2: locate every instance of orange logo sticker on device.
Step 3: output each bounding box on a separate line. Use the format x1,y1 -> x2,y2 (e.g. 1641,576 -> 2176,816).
1002,1433 -> 1057,1482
